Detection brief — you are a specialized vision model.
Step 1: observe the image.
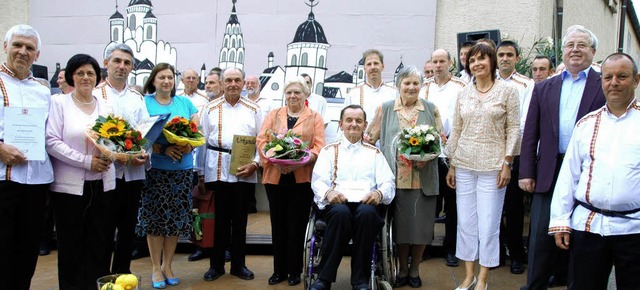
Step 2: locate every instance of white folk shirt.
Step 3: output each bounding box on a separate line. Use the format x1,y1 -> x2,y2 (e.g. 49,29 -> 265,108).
183,90 -> 209,113
311,135 -> 396,210
307,93 -> 328,125
419,76 -> 467,137
0,64 -> 54,184
345,82 -> 397,125
94,81 -> 149,181
197,96 -> 263,183
549,102 -> 640,236
498,71 -> 534,133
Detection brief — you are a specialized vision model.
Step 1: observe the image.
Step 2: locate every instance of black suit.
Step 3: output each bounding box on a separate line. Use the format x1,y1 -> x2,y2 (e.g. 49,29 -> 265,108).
519,68 -> 605,290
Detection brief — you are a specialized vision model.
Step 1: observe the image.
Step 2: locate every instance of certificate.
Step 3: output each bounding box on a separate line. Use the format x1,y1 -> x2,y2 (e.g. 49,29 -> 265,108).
229,135 -> 257,175
4,107 -> 47,161
335,181 -> 371,203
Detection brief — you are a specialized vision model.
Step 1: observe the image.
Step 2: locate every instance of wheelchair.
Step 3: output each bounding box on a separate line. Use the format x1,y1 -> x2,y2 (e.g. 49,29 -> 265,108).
302,204 -> 397,290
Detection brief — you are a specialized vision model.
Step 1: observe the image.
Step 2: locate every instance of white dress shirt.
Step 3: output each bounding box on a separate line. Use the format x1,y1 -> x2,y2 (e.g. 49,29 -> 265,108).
311,135 -> 395,210
197,96 -> 263,183
419,76 -> 467,137
549,102 -> 640,236
345,82 -> 397,125
0,64 -> 54,184
307,93 -> 328,125
94,80 -> 149,181
183,90 -> 209,113
497,71 -> 534,133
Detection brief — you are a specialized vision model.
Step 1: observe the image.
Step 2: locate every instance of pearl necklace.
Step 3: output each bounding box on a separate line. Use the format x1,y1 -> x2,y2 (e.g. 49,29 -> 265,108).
72,92 -> 96,105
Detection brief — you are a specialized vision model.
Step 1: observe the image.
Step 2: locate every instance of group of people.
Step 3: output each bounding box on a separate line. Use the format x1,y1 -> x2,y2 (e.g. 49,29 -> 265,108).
2,21 -> 640,290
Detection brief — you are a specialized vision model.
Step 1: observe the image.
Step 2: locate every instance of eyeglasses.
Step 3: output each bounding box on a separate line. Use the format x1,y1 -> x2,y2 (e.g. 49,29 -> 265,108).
563,42 -> 590,50
183,76 -> 198,80
74,71 -> 96,78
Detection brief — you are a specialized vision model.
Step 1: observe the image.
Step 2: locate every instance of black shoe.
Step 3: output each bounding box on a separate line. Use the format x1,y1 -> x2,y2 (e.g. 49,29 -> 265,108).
288,275 -> 301,286
395,275 -> 408,287
310,279 -> 331,290
408,276 -> 422,288
268,273 -> 286,285
548,275 -> 567,287
188,248 -> 208,262
445,253 -> 459,267
230,266 -> 255,280
131,246 -> 149,260
510,260 -> 525,274
352,284 -> 371,290
39,242 -> 50,256
225,249 -> 231,262
203,267 -> 225,281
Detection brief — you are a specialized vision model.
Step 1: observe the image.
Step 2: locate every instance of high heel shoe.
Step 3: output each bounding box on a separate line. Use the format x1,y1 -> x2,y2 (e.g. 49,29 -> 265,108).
151,274 -> 167,289
455,276 -> 476,290
163,273 -> 180,286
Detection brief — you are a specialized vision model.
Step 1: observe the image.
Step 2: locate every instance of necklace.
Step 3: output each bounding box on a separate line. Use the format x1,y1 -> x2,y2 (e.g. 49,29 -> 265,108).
71,92 -> 96,105
287,114 -> 299,122
475,82 -> 494,94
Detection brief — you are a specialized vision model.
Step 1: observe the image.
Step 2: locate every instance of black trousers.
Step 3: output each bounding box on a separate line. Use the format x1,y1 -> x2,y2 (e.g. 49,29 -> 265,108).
317,203 -> 384,286
208,181 -> 252,270
264,175 -> 313,277
438,158 -> 457,254
41,190 -> 55,247
53,181 -> 113,290
105,178 -> 143,274
524,156 -> 569,290
500,156 -> 526,263
568,231 -> 640,290
0,181 -> 48,290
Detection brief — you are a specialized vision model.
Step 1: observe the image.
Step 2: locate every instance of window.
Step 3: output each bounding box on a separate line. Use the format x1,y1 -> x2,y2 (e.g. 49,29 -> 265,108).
271,82 -> 279,91
143,76 -> 148,84
319,55 -> 325,67
232,39 -> 236,48
230,51 -> 235,62
358,70 -> 363,79
224,38 -> 228,47
238,52 -> 244,63
301,53 -> 308,66
221,51 -> 227,62
129,15 -> 136,30
112,28 -> 119,42
291,54 -> 297,66
146,26 -> 153,40
239,38 -> 243,47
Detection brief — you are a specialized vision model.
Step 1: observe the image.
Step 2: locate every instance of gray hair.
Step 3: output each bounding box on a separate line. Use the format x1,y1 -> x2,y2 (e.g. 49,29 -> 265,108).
104,43 -> 134,61
4,24 -> 41,51
221,67 -> 245,80
562,25 -> 598,49
395,65 -> 424,89
284,76 -> 311,96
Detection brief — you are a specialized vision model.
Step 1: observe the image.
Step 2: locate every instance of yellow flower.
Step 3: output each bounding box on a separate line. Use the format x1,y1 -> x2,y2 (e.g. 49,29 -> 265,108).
98,120 -> 126,138
181,118 -> 189,125
409,137 -> 420,146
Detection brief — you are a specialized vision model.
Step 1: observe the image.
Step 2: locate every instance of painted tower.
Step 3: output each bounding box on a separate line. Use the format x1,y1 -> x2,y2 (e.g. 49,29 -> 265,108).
218,0 -> 245,70
285,0 -> 330,95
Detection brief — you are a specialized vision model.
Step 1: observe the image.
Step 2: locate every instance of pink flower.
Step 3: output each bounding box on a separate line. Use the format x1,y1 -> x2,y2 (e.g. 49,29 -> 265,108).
293,138 -> 302,146
265,147 -> 277,158
277,134 -> 284,139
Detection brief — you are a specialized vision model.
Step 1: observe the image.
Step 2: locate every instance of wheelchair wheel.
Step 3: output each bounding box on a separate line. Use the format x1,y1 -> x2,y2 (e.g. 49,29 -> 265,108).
380,212 -> 397,287
377,280 -> 393,290
303,209 -> 323,289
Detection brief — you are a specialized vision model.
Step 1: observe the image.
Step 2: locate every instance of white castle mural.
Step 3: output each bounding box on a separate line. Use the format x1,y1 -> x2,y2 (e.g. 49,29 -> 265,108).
105,0 -> 178,85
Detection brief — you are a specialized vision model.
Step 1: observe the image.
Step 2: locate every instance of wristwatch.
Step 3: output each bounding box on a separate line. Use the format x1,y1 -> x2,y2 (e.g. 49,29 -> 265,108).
503,160 -> 513,169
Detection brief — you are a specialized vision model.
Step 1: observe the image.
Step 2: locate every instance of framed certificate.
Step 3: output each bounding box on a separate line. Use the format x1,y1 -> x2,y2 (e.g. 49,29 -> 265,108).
229,135 -> 256,175
4,107 -> 47,161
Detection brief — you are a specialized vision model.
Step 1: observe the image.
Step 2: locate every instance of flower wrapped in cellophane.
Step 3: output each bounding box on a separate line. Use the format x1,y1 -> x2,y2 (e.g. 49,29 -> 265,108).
395,124 -> 440,161
85,115 -> 147,163
162,116 -> 205,147
262,129 -> 311,165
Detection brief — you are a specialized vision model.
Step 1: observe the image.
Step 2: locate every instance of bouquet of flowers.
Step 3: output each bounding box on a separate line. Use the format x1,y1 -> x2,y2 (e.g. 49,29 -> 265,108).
85,115 -> 147,163
262,129 -> 311,165
396,124 -> 440,161
162,116 -> 205,147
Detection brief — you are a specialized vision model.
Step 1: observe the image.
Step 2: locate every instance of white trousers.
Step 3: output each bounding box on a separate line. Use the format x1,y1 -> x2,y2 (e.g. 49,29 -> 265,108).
455,168 -> 506,267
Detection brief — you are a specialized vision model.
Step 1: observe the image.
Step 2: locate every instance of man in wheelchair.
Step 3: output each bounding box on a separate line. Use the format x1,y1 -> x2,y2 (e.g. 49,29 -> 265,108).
310,105 -> 396,290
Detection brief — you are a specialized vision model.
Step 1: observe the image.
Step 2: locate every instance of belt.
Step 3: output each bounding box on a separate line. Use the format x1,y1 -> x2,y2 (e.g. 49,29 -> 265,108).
207,144 -> 231,154
575,200 -> 640,220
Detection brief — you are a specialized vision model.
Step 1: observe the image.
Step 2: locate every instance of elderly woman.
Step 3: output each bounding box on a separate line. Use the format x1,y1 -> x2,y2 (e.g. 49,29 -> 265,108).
137,63 -> 199,288
256,76 -> 325,286
445,43 -> 520,290
46,54 -> 115,290
368,65 -> 443,288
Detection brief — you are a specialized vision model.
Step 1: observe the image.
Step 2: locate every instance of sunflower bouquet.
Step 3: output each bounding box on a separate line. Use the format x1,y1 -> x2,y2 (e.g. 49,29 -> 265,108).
86,115 -> 147,163
162,116 -> 205,147
396,124 -> 440,161
262,129 -> 311,165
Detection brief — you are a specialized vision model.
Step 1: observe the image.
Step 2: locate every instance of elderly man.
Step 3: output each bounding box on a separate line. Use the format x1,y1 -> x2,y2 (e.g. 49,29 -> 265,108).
310,104 -> 395,290
423,60 -> 434,80
181,68 -> 209,112
495,40 -> 535,274
549,52 -> 640,289
205,69 -> 223,101
94,43 -> 150,275
345,49 -> 397,127
519,25 -> 606,290
0,24 -> 54,290
198,68 -> 262,282
245,75 -> 273,115
419,48 -> 466,267
531,56 -> 555,83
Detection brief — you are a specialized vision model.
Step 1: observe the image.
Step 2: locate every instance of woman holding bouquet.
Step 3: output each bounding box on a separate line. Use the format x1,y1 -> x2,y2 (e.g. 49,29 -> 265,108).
367,65 -> 443,288
445,43 -> 520,290
46,54 -> 115,289
256,77 -> 325,286
137,63 -> 199,288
